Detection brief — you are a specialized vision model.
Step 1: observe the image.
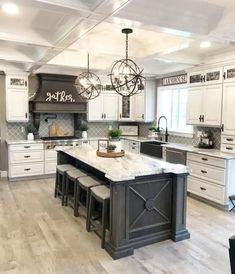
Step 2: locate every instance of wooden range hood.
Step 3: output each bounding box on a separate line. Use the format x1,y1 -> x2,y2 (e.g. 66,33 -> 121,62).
29,73 -> 87,114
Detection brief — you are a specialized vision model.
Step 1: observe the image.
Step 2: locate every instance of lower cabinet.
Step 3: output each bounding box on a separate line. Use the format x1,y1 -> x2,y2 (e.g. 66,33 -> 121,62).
8,143 -> 44,179
121,139 -> 140,154
187,152 -> 235,208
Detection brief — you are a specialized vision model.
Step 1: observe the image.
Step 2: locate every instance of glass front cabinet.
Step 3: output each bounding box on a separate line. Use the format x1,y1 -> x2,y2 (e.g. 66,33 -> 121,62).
188,68 -> 223,86
223,65 -> 235,83
118,95 -> 134,121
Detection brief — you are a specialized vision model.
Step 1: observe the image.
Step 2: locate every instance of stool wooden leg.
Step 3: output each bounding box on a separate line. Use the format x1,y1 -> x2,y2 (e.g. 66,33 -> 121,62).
64,175 -> 70,206
101,199 -> 108,249
74,181 -> 80,217
86,188 -> 91,230
54,170 -> 59,198
87,194 -> 94,232
61,173 -> 66,206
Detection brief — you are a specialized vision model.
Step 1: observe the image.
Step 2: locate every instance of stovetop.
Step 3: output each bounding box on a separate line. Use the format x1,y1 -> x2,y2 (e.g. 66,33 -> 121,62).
40,136 -> 79,141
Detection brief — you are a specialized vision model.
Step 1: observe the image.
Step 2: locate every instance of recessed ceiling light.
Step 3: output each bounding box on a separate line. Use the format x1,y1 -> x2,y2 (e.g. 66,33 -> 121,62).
2,2 -> 19,15
200,41 -> 211,48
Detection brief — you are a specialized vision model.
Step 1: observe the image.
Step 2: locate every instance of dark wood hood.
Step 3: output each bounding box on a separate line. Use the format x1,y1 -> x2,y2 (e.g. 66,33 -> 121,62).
29,74 -> 87,113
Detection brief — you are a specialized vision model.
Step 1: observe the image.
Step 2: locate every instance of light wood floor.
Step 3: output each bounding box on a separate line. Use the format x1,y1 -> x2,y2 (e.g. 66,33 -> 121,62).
0,178 -> 234,274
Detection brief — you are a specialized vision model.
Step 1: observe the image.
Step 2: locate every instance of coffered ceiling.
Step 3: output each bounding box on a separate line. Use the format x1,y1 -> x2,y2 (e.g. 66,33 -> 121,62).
0,0 -> 235,77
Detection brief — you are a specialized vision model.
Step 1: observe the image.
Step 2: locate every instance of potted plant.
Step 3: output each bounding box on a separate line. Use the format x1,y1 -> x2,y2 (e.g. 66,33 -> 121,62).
79,122 -> 89,139
108,128 -> 122,152
107,144 -> 116,153
25,123 -> 37,141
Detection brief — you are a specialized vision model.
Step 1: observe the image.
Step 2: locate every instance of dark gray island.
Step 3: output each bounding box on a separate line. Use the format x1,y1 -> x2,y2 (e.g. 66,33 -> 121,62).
57,145 -> 190,259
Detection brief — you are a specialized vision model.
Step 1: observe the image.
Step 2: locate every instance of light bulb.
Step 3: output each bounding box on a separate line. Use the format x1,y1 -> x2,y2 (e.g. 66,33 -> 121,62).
80,78 -> 87,87
114,68 -> 119,78
90,78 -> 97,86
123,65 -> 130,75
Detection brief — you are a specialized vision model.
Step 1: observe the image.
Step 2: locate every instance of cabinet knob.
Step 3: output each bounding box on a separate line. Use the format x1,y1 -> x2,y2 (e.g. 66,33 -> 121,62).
24,155 -> 31,158
24,146 -> 31,148
201,157 -> 208,161
200,187 -> 206,191
24,168 -> 31,171
201,170 -> 207,174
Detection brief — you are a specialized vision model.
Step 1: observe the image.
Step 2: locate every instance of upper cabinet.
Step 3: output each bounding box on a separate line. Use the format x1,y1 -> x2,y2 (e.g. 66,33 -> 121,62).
186,84 -> 222,126
6,75 -> 29,123
134,80 -> 156,122
88,91 -> 118,121
188,68 -> 223,86
222,82 -> 235,135
118,95 -> 134,121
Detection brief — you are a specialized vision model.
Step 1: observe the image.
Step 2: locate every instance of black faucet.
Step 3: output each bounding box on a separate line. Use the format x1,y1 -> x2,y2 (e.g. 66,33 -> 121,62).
157,116 -> 169,142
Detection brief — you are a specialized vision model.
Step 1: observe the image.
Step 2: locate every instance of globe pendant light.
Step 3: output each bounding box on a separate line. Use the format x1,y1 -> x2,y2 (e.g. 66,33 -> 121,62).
74,54 -> 101,100
109,28 -> 145,97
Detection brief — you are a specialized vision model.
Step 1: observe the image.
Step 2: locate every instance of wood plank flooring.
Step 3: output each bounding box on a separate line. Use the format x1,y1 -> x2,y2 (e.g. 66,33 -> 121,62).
0,178 -> 234,274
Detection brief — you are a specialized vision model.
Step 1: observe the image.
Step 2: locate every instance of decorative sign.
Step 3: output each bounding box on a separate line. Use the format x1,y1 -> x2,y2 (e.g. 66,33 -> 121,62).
46,91 -> 75,102
98,139 -> 109,152
162,74 -> 187,86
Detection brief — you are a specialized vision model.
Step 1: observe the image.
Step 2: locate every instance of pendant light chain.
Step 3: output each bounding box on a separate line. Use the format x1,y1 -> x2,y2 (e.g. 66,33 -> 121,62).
126,32 -> 128,61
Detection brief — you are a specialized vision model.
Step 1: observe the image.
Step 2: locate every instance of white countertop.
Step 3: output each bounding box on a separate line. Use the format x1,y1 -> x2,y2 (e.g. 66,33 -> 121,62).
162,143 -> 235,159
60,145 -> 189,182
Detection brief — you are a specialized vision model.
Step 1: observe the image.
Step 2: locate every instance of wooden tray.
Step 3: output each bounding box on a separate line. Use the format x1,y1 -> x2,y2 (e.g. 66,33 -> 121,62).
96,150 -> 125,158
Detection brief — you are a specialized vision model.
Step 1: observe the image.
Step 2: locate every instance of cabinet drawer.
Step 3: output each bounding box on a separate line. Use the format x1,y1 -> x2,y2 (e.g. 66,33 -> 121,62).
9,163 -> 44,178
9,143 -> 43,151
187,160 -> 225,186
44,161 -> 57,174
129,141 -> 140,147
10,150 -> 44,163
187,152 -> 226,168
221,144 -> 235,154
129,146 -> 140,154
188,176 -> 225,204
221,135 -> 235,145
45,149 -> 57,161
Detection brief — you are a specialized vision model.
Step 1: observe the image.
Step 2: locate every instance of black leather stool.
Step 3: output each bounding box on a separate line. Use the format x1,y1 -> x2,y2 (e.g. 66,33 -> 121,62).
54,164 -> 77,206
87,185 -> 110,248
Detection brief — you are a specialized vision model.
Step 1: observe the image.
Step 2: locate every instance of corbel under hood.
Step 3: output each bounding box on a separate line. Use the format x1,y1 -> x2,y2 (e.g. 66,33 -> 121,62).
29,73 -> 87,113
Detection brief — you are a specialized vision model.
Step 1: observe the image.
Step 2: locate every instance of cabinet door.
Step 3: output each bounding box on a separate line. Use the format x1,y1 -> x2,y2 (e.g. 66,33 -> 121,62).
119,96 -> 134,121
202,85 -> 222,126
103,92 -> 118,121
223,65 -> 235,83
222,83 -> 235,135
134,92 -> 145,121
205,68 -> 223,85
6,88 -> 28,122
88,94 -> 103,121
186,87 -> 202,125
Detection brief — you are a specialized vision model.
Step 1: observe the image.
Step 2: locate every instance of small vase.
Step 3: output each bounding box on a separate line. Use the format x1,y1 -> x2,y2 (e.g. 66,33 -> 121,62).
109,139 -> 121,152
27,133 -> 34,141
82,131 -> 88,139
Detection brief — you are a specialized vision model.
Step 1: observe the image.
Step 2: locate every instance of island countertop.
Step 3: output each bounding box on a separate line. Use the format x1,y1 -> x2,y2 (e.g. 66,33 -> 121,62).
60,145 -> 189,182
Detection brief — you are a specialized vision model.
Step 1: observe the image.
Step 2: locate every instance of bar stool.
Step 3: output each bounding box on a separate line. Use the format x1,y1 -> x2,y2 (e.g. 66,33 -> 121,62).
74,176 -> 102,219
64,169 -> 88,207
87,185 -> 110,248
54,164 -> 77,206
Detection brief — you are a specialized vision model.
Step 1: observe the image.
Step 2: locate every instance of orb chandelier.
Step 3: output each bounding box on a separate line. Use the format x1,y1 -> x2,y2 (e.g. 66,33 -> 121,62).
109,28 -> 145,97
74,54 -> 101,100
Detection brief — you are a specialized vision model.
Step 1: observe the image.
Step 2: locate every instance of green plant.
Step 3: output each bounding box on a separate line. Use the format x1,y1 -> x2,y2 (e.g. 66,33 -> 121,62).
79,123 -> 89,131
107,144 -> 116,151
108,128 -> 122,139
25,123 -> 37,134
148,125 -> 160,132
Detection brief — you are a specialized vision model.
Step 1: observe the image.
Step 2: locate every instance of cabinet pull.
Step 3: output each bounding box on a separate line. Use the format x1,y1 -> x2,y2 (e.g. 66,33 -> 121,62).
199,115 -> 202,122
221,124 -> 224,132
226,147 -> 233,150
201,115 -> 204,122
201,157 -> 208,161
142,114 -> 144,119
200,187 -> 206,191
24,146 -> 31,148
25,112 -> 28,118
101,113 -> 103,119
24,155 -> 31,158
120,114 -> 122,119
226,138 -> 234,142
201,170 -> 207,174
104,113 -> 106,119
24,168 -> 31,171
223,72 -> 226,79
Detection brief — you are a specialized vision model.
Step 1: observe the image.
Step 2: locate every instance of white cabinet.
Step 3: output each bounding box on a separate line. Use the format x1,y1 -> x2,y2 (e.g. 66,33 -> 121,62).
134,80 -> 156,122
88,91 -> 118,121
187,152 -> 235,209
222,82 -> 235,135
8,142 -> 44,180
188,67 -> 223,86
186,84 -> 222,126
6,75 -> 29,123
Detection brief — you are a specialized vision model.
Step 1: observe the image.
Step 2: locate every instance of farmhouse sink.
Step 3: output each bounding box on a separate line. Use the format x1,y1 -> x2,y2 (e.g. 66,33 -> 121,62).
140,141 -> 167,158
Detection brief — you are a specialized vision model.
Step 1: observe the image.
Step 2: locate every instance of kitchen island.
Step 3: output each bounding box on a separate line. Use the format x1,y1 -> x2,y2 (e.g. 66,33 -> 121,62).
57,145 -> 190,259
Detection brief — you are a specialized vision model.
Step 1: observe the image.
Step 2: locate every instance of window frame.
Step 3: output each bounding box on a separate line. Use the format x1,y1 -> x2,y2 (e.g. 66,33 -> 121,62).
157,84 -> 193,137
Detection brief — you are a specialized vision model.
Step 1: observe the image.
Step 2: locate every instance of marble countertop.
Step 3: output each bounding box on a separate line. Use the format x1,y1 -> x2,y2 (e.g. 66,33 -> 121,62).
6,139 -> 44,145
60,145 -> 189,182
162,143 -> 235,159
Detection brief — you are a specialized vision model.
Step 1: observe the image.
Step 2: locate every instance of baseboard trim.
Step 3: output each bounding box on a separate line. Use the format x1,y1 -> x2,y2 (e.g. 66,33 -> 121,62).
0,171 -> 8,178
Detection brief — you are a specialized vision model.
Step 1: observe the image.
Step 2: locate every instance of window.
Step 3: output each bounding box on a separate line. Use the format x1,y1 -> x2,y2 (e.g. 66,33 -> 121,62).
157,86 -> 193,135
